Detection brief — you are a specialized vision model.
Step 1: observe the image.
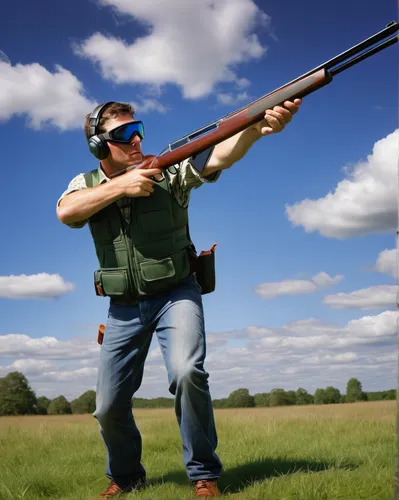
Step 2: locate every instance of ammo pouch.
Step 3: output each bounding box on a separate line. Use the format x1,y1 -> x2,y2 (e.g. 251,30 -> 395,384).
193,244 -> 217,295
94,267 -> 133,298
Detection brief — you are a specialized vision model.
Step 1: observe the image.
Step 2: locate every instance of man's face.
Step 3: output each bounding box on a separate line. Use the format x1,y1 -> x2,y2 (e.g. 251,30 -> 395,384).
103,113 -> 143,167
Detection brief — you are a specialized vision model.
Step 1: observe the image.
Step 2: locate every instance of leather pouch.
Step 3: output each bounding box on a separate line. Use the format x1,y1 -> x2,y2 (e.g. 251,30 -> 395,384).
97,324 -> 105,345
195,243 -> 217,295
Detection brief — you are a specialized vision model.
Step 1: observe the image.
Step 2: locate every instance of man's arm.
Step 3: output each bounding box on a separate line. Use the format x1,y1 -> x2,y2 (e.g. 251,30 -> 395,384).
57,168 -> 162,226
202,99 -> 301,176
57,180 -> 124,226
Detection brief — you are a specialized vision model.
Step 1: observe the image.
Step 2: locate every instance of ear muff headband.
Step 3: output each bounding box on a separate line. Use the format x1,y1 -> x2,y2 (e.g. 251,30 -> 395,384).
87,101 -> 115,160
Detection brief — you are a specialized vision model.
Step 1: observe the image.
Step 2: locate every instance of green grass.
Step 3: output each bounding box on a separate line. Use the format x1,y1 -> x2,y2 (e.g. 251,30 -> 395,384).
0,401 -> 395,499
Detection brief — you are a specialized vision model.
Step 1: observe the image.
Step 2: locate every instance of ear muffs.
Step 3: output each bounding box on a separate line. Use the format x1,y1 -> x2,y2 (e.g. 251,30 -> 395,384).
88,134 -> 109,160
87,101 -> 115,160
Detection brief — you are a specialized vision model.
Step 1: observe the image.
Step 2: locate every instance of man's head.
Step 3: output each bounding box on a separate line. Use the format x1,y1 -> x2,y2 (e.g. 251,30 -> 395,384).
84,102 -> 144,170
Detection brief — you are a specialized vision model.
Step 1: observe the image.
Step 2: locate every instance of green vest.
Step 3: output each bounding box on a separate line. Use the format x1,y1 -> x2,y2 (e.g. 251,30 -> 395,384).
84,167 -> 195,303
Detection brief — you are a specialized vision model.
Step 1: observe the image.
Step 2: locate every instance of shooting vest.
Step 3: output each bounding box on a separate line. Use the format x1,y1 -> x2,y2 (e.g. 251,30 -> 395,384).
84,167 -> 195,304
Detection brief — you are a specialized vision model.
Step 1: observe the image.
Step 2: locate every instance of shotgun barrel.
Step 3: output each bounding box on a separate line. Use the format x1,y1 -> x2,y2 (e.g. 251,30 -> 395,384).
110,21 -> 398,179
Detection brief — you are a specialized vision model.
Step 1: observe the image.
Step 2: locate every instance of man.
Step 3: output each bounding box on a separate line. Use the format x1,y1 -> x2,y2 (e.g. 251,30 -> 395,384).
56,98 -> 301,498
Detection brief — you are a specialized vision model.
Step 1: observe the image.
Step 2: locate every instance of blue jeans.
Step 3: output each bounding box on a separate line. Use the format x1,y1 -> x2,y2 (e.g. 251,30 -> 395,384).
93,274 -> 222,489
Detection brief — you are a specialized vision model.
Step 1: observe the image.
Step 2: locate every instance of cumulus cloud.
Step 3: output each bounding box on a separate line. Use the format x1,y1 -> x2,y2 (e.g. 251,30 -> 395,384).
129,98 -> 168,115
0,359 -> 54,377
301,352 -> 359,365
346,310 -> 397,338
374,248 -> 397,279
216,91 -> 249,106
285,129 -> 399,238
323,285 -> 397,310
0,310 -> 395,400
239,311 -> 397,355
74,0 -> 270,99
0,334 -> 99,359
0,274 -> 75,299
0,62 -> 96,130
254,271 -> 343,299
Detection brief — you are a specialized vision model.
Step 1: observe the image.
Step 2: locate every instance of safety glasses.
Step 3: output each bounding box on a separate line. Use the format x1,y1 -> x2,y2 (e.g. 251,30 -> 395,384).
102,121 -> 145,143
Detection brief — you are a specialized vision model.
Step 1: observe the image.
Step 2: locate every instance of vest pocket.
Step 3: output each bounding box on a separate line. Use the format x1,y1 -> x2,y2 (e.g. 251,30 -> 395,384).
94,267 -> 130,296
140,258 -> 175,282
137,248 -> 190,294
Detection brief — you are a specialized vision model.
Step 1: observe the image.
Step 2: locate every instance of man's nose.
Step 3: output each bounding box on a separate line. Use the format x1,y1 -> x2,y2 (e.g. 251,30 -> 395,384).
130,134 -> 142,145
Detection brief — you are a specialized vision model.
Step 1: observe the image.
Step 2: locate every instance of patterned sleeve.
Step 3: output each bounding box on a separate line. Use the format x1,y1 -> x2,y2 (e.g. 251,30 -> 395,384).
57,173 -> 88,229
168,157 -> 222,208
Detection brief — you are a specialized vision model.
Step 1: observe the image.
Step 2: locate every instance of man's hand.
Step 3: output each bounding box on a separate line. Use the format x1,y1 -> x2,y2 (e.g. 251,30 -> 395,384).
253,99 -> 302,136
112,168 -> 162,197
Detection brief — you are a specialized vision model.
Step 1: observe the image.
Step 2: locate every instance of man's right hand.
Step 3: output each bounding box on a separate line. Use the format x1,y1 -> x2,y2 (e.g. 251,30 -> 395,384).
113,168 -> 163,198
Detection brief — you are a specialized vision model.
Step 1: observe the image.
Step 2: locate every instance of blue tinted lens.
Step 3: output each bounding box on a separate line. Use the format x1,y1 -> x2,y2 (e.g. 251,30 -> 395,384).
112,122 -> 144,141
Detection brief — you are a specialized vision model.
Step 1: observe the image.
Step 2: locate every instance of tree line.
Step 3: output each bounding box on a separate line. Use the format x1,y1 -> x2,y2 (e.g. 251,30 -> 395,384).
0,371 -> 395,416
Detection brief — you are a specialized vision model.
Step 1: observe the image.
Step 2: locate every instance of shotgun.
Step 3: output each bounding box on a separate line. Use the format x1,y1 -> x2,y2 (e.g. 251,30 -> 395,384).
109,21 -> 398,179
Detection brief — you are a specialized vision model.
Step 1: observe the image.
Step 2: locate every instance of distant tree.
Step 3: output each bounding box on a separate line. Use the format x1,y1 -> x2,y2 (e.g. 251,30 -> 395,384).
384,389 -> 396,400
296,388 -> 314,405
360,391 -> 368,401
212,399 -> 229,409
324,386 -> 341,404
36,396 -> 51,415
254,393 -> 270,407
227,388 -> 255,408
366,392 -> 383,401
314,388 -> 326,405
71,390 -> 96,414
346,378 -> 363,403
285,390 -> 297,405
0,372 -> 37,416
133,397 -> 174,408
47,396 -> 72,415
269,389 -> 293,406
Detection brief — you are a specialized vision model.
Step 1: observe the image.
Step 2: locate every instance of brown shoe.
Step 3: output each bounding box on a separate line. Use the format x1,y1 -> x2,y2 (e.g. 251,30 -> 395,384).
194,479 -> 221,497
99,477 -> 145,498
99,481 -> 124,498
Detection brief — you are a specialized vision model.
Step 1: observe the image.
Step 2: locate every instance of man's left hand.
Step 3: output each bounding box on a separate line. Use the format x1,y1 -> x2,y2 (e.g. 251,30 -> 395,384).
254,99 -> 302,136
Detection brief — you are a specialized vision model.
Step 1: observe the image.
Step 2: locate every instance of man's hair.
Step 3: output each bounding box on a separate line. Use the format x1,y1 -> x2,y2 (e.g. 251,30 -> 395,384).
83,102 -> 136,142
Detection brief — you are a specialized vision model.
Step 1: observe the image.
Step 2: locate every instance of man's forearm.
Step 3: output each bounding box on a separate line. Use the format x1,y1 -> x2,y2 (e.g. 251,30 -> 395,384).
202,125 -> 262,175
57,180 -> 123,225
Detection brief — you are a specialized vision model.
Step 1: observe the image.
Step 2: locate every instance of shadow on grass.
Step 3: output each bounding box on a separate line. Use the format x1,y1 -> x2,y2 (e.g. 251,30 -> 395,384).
150,457 -> 358,494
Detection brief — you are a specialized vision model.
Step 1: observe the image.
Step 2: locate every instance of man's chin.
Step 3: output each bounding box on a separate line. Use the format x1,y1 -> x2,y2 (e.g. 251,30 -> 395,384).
127,153 -> 143,166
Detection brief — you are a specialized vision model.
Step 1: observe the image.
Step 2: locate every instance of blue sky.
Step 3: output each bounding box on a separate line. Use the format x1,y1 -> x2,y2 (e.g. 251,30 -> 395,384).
0,0 -> 397,401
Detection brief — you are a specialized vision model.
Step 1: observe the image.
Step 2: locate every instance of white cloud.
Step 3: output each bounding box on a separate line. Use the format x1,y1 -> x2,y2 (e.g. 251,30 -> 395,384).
254,271 -> 343,299
323,285 -> 397,310
216,91 -> 249,106
129,98 -> 168,115
0,334 -> 99,359
374,248 -> 397,279
301,352 -> 358,365
236,78 -> 251,89
38,367 -> 98,382
245,326 -> 274,339
0,62 -> 96,130
312,272 -> 343,287
74,0 -> 270,99
285,129 -> 399,238
346,310 -> 397,338
283,318 -> 339,335
0,310 -> 395,400
0,274 -> 75,299
0,359 -> 54,377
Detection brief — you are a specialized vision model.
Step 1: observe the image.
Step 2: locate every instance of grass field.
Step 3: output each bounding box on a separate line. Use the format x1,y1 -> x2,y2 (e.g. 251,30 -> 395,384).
0,401 -> 396,499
